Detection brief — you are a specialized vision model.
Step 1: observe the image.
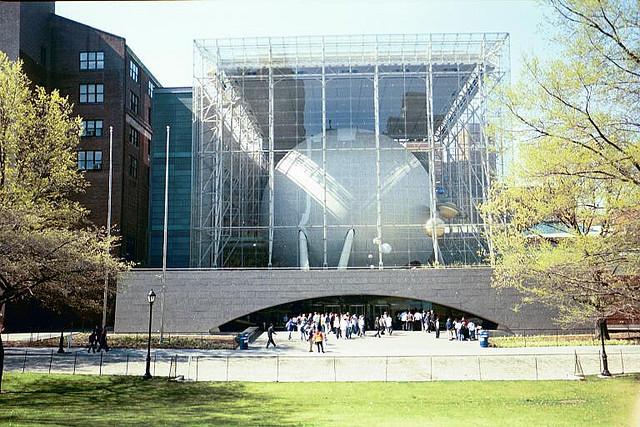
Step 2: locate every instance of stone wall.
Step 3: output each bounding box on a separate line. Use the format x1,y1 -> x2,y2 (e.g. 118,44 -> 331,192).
114,268 -> 557,333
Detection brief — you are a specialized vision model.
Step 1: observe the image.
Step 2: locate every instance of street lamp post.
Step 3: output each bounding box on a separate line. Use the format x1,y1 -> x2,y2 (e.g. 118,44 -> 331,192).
599,318 -> 611,377
143,289 -> 156,380
101,126 -> 114,329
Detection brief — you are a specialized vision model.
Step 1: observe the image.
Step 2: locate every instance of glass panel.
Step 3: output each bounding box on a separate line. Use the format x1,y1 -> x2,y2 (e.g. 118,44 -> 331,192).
80,52 -> 87,61
191,35 -> 510,268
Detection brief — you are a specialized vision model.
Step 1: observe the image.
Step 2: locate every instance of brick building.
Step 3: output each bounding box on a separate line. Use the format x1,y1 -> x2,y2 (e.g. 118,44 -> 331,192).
0,1 -> 159,264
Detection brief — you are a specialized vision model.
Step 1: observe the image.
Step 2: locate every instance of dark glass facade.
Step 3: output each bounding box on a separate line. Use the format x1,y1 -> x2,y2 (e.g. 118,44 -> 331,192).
148,88 -> 193,267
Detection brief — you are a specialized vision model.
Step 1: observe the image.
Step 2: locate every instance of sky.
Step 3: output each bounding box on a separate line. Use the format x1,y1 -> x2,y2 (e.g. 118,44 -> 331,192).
56,0 -> 553,87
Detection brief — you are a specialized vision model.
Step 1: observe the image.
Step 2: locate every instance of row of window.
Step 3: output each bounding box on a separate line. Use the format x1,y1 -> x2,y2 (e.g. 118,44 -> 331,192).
82,121 -> 141,150
79,51 -> 154,97
77,150 -> 139,179
79,84 -> 145,119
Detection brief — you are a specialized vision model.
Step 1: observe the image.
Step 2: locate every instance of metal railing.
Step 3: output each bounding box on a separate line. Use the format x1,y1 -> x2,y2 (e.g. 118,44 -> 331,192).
494,327 -> 640,347
5,349 -> 640,382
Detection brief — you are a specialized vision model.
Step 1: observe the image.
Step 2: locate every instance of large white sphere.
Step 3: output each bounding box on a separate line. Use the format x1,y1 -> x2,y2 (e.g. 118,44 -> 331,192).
263,128 -> 434,267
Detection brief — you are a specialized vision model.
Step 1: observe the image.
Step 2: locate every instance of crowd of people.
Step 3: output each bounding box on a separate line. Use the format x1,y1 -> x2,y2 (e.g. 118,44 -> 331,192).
281,312 -> 368,352
266,309 -> 482,351
445,317 -> 480,341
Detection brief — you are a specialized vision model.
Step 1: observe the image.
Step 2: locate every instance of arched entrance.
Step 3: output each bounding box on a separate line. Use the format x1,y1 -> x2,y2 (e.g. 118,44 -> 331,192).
219,294 -> 498,332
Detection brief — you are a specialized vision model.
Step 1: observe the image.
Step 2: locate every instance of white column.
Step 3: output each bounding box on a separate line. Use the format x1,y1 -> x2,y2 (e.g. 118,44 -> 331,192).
321,37 -> 328,269
101,125 -> 114,328
268,43 -> 275,268
373,56 -> 383,269
426,41 -> 441,265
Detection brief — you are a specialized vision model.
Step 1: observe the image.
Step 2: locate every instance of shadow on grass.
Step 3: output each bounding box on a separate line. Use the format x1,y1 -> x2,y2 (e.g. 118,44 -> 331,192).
0,374 -> 299,426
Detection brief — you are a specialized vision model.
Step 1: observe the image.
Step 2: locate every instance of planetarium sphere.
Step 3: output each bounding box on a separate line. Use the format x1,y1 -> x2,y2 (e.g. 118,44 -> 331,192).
263,128 -> 433,267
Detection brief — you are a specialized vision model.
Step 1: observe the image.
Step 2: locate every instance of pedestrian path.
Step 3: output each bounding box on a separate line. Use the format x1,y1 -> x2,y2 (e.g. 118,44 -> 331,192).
249,330 -> 640,357
5,331 -> 640,382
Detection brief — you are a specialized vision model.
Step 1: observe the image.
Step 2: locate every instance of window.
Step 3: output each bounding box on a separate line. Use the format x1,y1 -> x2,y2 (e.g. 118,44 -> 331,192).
80,51 -> 104,70
129,60 -> 139,82
130,92 -> 139,114
147,80 -> 154,97
128,155 -> 138,178
77,150 -> 103,170
129,126 -> 139,147
79,84 -> 104,103
82,120 -> 103,137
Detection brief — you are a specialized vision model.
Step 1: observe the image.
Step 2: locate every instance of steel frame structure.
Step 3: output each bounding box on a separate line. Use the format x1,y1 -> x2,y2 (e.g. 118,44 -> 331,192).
192,33 -> 510,268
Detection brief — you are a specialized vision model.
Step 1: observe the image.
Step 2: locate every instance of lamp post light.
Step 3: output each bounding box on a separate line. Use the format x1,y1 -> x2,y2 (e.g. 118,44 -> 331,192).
598,318 -> 611,377
143,289 -> 156,380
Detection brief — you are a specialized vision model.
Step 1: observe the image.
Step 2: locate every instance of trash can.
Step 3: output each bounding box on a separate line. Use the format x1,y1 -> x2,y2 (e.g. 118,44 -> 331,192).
479,330 -> 490,348
236,333 -> 249,350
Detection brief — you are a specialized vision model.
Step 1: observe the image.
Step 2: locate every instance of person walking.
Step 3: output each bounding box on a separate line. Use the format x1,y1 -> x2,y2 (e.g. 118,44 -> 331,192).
266,323 -> 277,348
98,327 -> 109,352
87,326 -> 99,353
414,310 -> 423,331
308,324 -> 315,352
468,321 -> 476,341
334,315 -> 342,339
435,316 -> 440,339
446,317 -> 453,340
314,328 -> 325,353
384,313 -> 393,335
286,318 -> 294,340
373,316 -> 381,338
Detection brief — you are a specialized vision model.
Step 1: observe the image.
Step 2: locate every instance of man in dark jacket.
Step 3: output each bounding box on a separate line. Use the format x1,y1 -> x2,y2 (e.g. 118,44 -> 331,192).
266,323 -> 277,348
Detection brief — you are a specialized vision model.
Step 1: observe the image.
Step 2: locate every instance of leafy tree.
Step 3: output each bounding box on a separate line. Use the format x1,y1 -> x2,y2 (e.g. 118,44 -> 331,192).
483,0 -> 640,328
0,52 -> 128,391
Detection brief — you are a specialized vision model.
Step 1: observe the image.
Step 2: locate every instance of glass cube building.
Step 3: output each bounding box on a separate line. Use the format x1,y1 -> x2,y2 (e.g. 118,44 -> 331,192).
191,34 -> 510,269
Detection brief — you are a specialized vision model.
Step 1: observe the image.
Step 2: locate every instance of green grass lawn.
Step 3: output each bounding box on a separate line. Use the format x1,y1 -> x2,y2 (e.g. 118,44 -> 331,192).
1,373 -> 638,426
490,333 -> 640,348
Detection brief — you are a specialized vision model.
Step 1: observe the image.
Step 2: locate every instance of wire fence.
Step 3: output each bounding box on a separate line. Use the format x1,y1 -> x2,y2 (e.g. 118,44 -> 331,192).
1,331 -> 238,348
5,349 -> 640,382
492,327 -> 640,347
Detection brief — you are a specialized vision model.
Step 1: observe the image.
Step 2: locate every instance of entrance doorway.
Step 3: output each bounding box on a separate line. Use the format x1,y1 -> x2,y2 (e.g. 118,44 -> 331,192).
325,304 -> 341,314
373,304 -> 390,318
348,304 -> 366,316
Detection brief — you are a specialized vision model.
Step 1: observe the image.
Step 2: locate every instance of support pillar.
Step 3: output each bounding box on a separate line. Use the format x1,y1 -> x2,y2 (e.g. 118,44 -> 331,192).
268,43 -> 275,268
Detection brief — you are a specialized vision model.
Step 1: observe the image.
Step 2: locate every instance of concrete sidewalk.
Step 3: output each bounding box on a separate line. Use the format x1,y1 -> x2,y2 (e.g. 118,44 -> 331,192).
5,331 -> 640,382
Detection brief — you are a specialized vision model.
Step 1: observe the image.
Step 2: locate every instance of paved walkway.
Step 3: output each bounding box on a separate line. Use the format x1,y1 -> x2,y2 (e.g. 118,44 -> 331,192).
5,331 -> 640,381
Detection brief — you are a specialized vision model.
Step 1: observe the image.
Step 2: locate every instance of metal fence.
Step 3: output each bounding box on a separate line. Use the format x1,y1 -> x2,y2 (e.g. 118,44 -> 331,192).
1,331 -> 238,348
5,349 -> 640,382
493,327 -> 640,347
